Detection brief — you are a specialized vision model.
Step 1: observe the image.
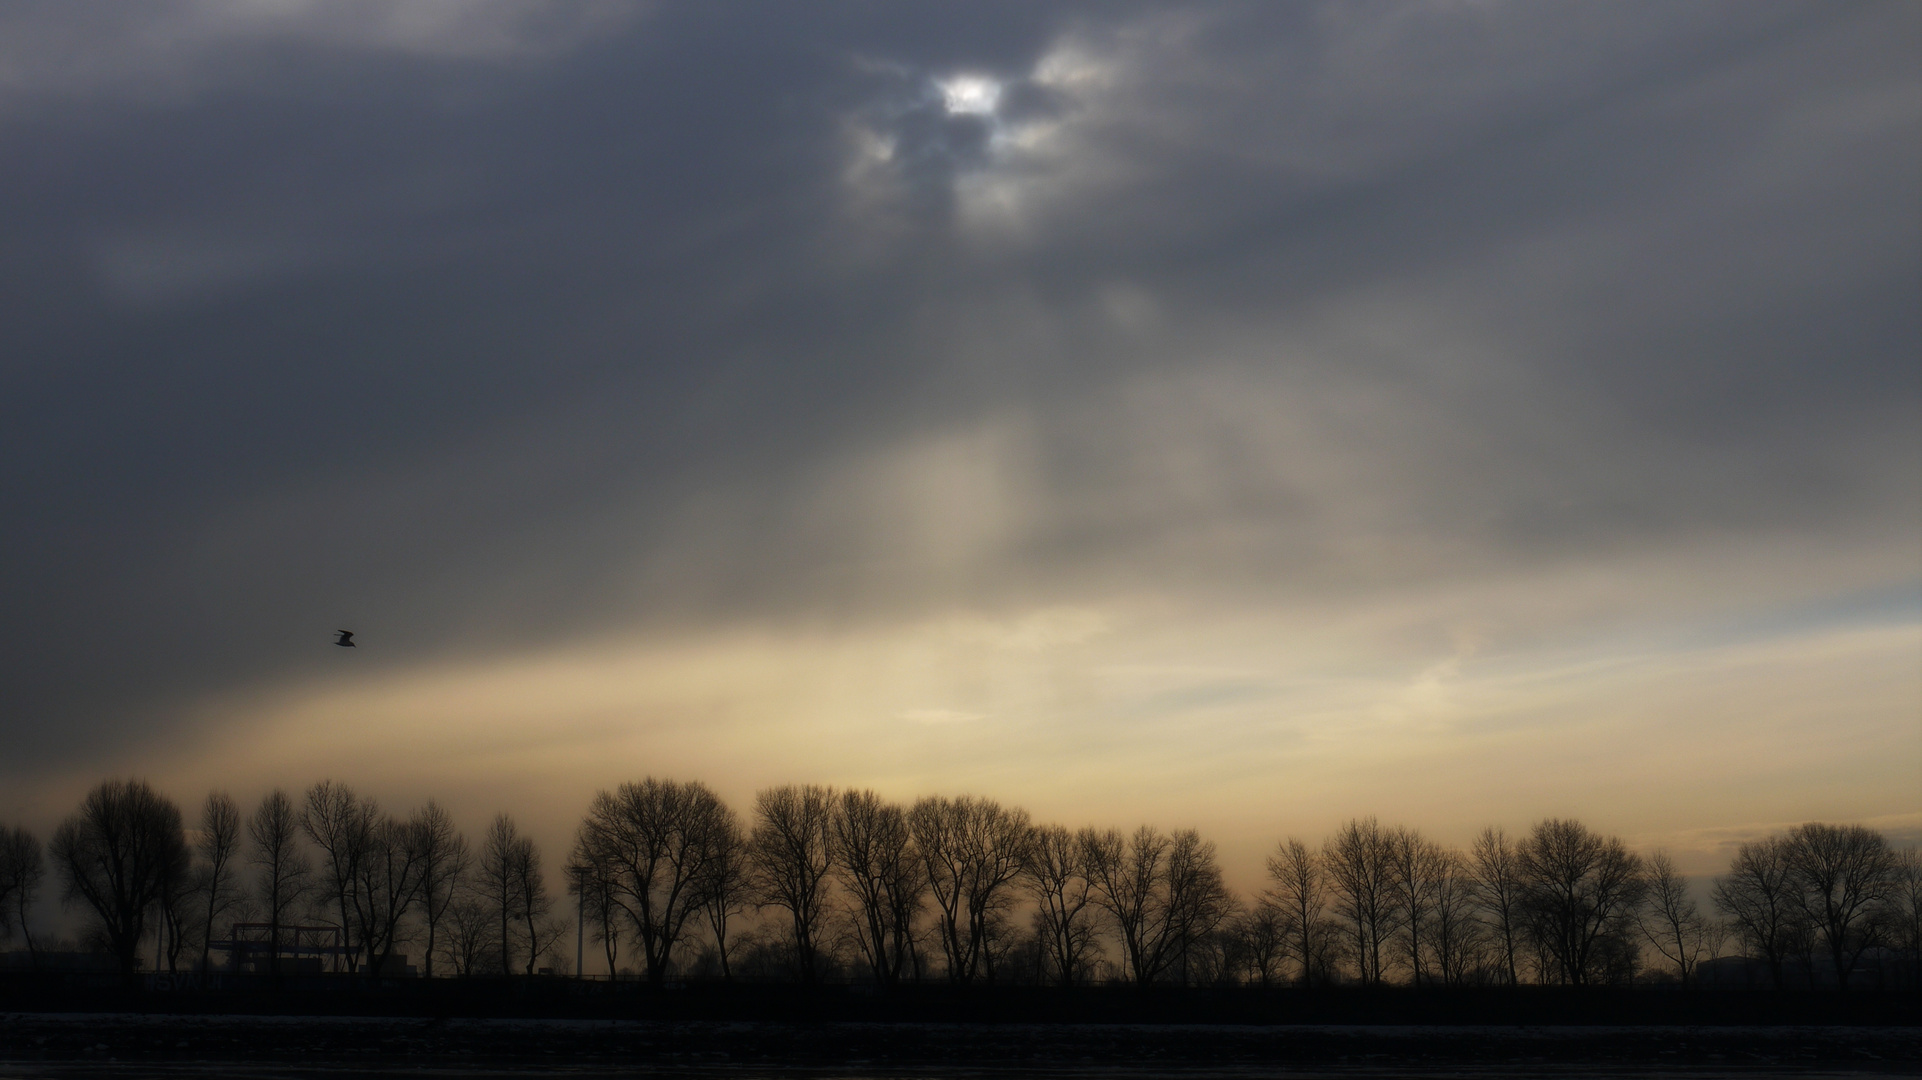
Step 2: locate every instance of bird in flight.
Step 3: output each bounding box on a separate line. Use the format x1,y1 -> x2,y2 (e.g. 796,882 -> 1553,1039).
335,630 -> 356,647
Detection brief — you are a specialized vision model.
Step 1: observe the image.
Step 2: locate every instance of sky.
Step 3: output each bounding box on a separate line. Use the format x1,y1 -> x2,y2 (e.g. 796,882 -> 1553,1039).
2,0 -> 1917,890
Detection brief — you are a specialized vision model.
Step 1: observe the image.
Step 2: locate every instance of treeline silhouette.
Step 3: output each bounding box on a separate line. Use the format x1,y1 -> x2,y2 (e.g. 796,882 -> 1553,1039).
2,777 -> 1916,997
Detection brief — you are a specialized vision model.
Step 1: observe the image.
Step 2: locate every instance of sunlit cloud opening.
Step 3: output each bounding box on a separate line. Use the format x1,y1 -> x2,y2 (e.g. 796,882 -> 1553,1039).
938,73 -> 1002,117
836,38 -> 1129,239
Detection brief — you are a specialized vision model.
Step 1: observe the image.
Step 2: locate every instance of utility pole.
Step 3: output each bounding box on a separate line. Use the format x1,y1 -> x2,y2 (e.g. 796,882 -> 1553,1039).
570,863 -> 586,979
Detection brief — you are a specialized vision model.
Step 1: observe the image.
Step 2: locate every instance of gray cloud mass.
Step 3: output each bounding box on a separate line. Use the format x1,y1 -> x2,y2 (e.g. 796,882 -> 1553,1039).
1,1 -> 1916,793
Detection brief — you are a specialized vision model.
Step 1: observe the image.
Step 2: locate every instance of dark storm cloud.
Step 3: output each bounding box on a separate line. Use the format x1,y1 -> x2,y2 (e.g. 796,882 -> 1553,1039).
1,1 -> 1916,773
0,2 -> 1070,746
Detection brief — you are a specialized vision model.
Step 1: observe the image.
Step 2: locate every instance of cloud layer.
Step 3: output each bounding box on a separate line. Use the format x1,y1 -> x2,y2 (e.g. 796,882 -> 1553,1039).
2,1 -> 1916,873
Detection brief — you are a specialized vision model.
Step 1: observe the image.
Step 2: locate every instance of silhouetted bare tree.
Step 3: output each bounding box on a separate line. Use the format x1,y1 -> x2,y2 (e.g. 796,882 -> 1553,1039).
1468,826 -> 1524,985
1086,825 -> 1231,986
0,824 -> 44,963
412,800 -> 468,978
1890,848 -> 1922,990
697,807 -> 751,981
248,789 -> 310,978
296,783 -> 432,978
970,803 -> 1036,982
912,795 -> 1030,983
1234,900 -> 1288,987
51,779 -> 189,978
301,780 -> 377,972
193,792 -> 241,974
1388,828 -> 1448,985
439,896 -> 498,977
157,851 -> 200,974
1323,817 -> 1398,986
573,856 -> 622,978
34,764 -> 1922,997
833,789 -> 924,986
1712,834 -> 1806,990
1783,821 -> 1897,992
1024,824 -> 1100,986
479,814 -> 518,974
575,778 -> 735,984
911,795 -> 974,982
1424,849 -> 1486,986
1180,916 -> 1245,988
509,829 -> 563,974
1264,837 -> 1327,987
1161,829 -> 1235,985
1638,850 -> 1714,986
1516,818 -> 1645,986
751,784 -> 837,983
1084,825 -> 1161,985
479,813 -> 537,975
354,812 -> 430,977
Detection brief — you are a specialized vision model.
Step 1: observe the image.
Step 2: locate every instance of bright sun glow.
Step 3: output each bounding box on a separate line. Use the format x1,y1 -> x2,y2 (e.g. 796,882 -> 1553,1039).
939,74 -> 1002,116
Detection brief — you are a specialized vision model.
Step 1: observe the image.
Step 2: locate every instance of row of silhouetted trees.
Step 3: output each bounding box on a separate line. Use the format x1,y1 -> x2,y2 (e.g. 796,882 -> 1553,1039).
2,778 -> 1917,991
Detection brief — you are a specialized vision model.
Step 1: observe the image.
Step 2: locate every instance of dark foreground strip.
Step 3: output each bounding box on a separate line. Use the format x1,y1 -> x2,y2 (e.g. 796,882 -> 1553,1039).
1,1015 -> 1919,1078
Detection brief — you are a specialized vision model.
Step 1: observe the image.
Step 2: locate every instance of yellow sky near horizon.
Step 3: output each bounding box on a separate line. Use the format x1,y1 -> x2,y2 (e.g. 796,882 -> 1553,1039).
13,587 -> 1916,894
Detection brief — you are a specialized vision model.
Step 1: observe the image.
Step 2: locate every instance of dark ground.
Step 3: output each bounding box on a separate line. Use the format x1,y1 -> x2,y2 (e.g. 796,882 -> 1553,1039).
2,1014 -> 1920,1078
3,976 -> 1915,1025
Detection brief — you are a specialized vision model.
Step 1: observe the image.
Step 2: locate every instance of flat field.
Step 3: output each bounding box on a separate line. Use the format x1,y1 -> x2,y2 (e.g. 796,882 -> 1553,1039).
2,1014 -> 1918,1078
